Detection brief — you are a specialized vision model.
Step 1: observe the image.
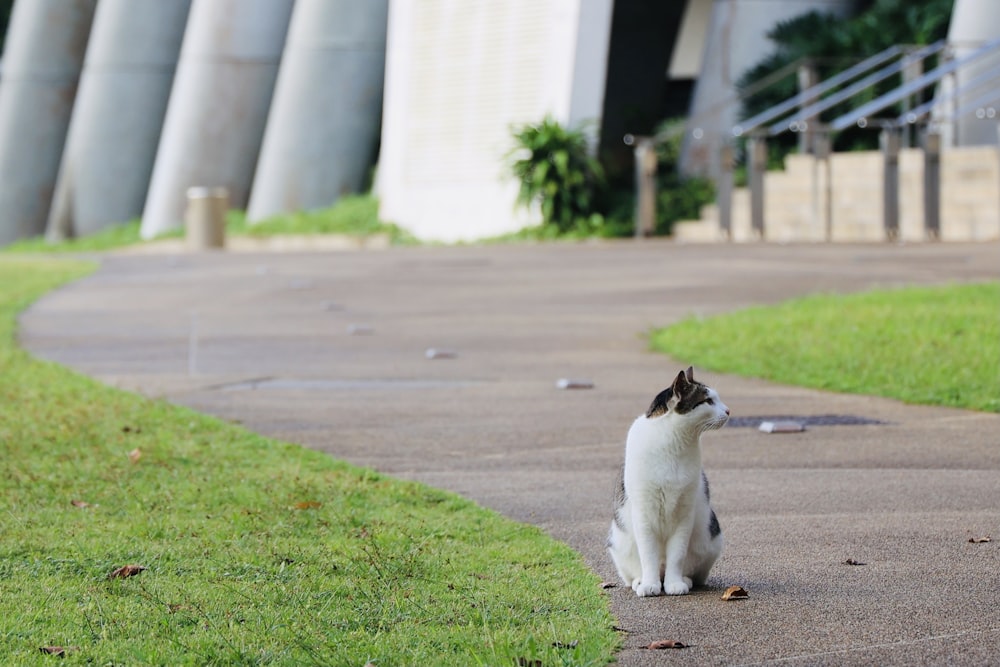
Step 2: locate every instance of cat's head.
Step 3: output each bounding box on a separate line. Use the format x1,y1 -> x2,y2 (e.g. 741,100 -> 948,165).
645,367 -> 730,430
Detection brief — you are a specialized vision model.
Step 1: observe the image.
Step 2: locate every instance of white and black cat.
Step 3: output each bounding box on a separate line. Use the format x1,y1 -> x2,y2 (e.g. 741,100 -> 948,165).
608,367 -> 729,597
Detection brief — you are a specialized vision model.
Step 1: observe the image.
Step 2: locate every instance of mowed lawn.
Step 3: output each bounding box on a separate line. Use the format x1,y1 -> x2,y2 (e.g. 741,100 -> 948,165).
0,258 -> 618,666
651,282 -> 1000,413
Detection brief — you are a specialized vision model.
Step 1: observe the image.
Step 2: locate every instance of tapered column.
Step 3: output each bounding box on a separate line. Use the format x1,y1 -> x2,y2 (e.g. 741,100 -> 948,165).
47,0 -> 192,241
0,0 -> 96,245
247,0 -> 389,222
140,0 -> 295,239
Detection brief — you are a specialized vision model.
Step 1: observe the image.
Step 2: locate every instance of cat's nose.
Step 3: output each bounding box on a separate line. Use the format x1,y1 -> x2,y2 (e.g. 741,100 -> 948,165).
725,408 -> 730,416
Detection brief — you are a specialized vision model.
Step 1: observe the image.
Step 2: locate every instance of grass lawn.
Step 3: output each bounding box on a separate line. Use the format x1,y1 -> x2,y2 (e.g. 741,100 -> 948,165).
0,258 -> 618,666
650,282 -> 1000,413
2,195 -> 416,254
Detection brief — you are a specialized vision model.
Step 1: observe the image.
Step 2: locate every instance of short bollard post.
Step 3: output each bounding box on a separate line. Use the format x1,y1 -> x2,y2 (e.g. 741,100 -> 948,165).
185,186 -> 228,250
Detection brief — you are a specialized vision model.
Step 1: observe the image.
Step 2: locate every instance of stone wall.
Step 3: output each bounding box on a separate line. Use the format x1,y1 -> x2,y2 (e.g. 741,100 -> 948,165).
676,144 -> 1000,242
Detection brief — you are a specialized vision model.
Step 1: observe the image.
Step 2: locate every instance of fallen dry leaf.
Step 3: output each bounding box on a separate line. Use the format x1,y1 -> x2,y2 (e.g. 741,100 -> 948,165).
108,564 -> 146,580
643,640 -> 687,649
293,501 -> 322,510
600,581 -> 617,589
70,500 -> 90,509
721,585 -> 749,601
39,646 -> 78,656
969,536 -> 992,544
128,448 -> 142,464
844,558 -> 866,566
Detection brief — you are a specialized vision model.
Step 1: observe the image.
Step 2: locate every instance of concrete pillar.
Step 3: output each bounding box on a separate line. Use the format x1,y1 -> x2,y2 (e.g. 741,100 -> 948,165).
46,0 -> 192,241
681,0 -> 857,179
943,0 -> 1000,147
247,0 -> 388,222
0,0 -> 96,245
140,0 -> 295,239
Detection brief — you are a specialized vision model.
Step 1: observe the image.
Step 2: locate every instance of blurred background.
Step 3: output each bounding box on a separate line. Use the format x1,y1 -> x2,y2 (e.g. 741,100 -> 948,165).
0,0 -> 995,247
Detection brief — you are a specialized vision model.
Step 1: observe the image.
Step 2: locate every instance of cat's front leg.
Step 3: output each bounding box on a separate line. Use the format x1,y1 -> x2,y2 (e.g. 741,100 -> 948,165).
663,511 -> 696,595
631,513 -> 664,597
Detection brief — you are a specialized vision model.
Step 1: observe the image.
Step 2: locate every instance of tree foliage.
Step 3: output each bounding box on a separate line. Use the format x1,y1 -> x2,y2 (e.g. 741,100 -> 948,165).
738,0 -> 954,150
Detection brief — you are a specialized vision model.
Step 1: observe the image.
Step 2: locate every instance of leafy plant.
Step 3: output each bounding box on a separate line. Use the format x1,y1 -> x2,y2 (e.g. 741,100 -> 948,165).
509,116 -> 606,236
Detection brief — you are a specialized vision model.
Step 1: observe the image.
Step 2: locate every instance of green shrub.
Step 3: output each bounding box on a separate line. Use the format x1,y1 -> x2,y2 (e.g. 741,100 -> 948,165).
509,116 -> 607,236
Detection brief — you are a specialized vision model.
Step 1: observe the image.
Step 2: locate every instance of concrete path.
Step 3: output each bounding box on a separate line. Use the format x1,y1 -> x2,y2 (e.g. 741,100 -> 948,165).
20,241 -> 1000,666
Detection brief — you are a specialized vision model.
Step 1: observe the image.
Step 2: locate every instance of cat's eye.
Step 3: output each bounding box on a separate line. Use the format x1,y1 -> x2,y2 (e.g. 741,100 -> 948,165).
704,398 -> 715,406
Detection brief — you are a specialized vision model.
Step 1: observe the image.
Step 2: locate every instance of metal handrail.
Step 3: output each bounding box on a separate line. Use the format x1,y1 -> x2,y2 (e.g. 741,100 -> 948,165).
948,87 -> 1000,122
896,58 -> 1000,124
830,36 -> 1000,131
733,44 -> 909,136
765,40 -> 947,136
658,57 -> 815,142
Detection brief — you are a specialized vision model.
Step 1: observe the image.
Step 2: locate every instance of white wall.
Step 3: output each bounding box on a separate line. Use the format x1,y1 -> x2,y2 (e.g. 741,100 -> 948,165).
377,0 -> 613,242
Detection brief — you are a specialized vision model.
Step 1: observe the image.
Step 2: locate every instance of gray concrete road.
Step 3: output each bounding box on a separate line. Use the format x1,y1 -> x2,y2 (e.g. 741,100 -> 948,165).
20,240 -> 1000,666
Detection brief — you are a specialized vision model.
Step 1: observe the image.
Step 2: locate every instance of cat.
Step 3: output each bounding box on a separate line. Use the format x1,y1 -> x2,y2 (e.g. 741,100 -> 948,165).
608,367 -> 729,597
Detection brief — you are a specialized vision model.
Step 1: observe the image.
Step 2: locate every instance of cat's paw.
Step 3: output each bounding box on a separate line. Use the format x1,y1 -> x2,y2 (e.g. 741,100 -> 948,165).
663,579 -> 690,595
633,580 -> 663,597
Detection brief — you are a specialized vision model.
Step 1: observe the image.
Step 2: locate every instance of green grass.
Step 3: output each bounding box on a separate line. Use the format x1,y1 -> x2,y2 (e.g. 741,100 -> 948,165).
0,258 -> 617,666
226,195 -> 417,245
650,282 -> 1000,413
2,195 -> 417,254
2,219 -> 158,253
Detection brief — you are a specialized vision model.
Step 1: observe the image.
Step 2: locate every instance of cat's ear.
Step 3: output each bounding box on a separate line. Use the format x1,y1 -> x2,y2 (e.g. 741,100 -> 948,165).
685,366 -> 694,382
672,369 -> 690,394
